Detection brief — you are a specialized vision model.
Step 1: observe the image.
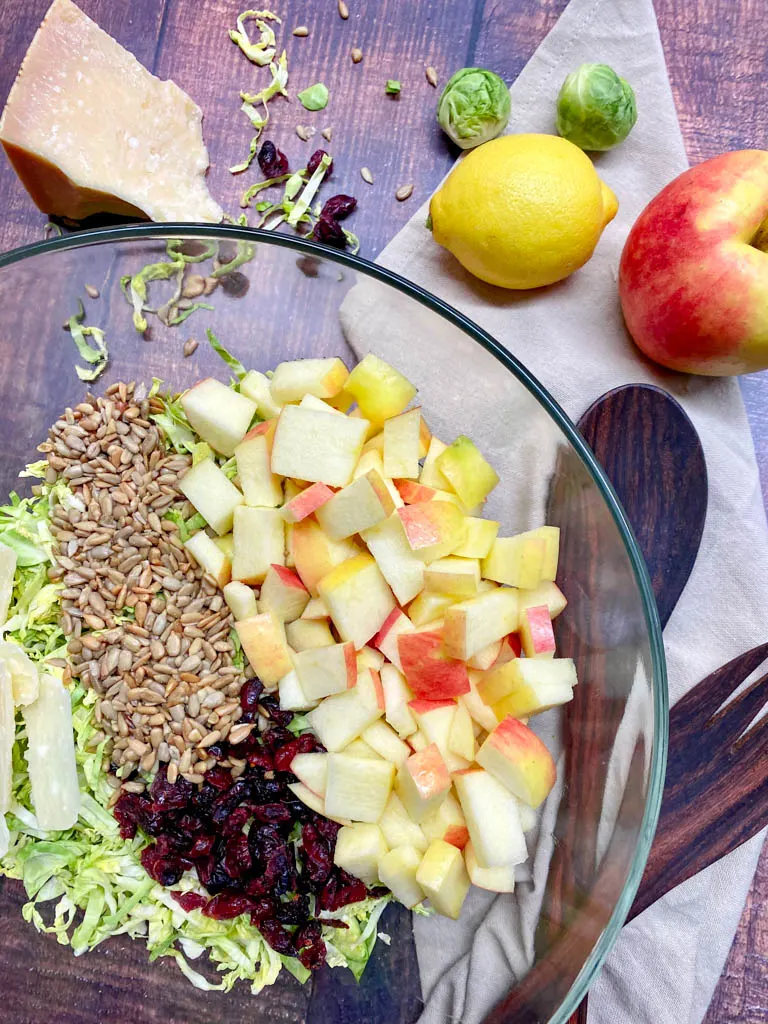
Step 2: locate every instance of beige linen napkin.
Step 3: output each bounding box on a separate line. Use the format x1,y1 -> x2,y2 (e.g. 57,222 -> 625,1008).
340,0 -> 768,1020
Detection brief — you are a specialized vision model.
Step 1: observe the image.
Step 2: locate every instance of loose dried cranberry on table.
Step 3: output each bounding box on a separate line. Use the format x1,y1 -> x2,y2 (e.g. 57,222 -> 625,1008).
314,214 -> 346,248
257,140 -> 289,178
321,194 -> 357,221
306,149 -> 333,176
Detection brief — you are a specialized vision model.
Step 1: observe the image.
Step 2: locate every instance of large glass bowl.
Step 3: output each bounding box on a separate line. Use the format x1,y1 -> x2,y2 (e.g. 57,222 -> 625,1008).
0,225 -> 666,1024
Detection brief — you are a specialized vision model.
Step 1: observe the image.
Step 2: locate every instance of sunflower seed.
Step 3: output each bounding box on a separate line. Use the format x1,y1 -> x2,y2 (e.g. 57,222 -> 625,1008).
292,25 -> 309,36
296,125 -> 315,142
351,48 -> 363,63
338,0 -> 349,18
426,66 -> 438,87
361,167 -> 374,184
84,284 -> 100,299
183,338 -> 199,358
396,184 -> 414,201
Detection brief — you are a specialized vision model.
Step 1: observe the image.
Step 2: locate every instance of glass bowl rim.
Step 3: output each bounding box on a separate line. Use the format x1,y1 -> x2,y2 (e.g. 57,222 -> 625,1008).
0,223 -> 668,1023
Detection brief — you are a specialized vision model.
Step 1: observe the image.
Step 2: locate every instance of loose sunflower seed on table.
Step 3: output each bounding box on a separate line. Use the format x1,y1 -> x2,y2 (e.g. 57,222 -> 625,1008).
42,383 -> 250,793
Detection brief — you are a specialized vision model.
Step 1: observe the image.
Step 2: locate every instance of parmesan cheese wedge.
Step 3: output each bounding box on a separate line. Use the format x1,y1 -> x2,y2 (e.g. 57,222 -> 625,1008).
0,664 -> 14,856
0,0 -> 223,223
22,673 -> 80,832
0,542 -> 17,630
0,641 -> 39,708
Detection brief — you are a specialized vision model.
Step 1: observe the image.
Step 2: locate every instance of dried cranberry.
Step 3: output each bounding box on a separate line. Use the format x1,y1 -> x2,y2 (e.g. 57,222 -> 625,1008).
262,723 -> 294,749
173,892 -> 208,913
314,214 -> 346,249
221,805 -> 251,837
113,793 -> 149,839
211,780 -> 250,825
197,858 -> 233,895
249,897 -> 276,922
250,776 -> 286,803
189,834 -> 216,859
246,748 -> 274,770
174,814 -> 205,835
260,698 -> 294,729
192,783 -> 219,817
249,823 -> 283,861
258,140 -> 289,179
313,815 -> 342,843
319,869 -> 368,912
150,765 -> 194,810
252,803 -> 293,825
275,893 -> 309,924
239,678 -> 264,714
260,918 -> 295,956
205,766 -> 234,791
321,194 -> 357,221
141,845 -> 184,887
223,834 -> 252,878
294,921 -> 327,971
306,149 -> 333,177
243,876 -> 269,897
203,893 -> 252,920
301,824 -> 333,883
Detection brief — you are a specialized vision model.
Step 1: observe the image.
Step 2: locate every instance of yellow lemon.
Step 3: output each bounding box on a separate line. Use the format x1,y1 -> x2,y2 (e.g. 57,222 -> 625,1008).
430,133 -> 618,289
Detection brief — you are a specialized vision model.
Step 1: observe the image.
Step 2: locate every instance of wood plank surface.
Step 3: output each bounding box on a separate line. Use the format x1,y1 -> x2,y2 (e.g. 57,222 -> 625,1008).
0,0 -> 766,1021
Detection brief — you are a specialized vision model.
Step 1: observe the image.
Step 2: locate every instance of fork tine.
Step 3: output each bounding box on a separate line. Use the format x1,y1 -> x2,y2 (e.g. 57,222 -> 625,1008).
703,666 -> 768,752
670,642 -> 768,732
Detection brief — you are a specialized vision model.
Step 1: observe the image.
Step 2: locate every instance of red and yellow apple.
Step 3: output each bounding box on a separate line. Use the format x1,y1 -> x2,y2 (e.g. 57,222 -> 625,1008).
620,150 -> 768,375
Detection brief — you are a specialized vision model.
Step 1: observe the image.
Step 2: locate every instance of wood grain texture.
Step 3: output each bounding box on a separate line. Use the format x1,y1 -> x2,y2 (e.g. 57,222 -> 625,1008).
0,0 -> 765,1021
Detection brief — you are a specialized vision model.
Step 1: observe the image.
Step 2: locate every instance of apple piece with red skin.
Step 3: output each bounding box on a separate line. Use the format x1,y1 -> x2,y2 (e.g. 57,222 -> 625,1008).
619,150 -> 768,376
476,716 -> 557,808
443,587 -> 519,661
281,482 -> 335,524
269,357 -> 349,402
293,641 -> 357,701
285,618 -> 336,651
453,768 -> 527,868
380,663 -> 417,739
394,479 -> 439,504
395,742 -> 452,822
421,790 -> 469,850
318,553 -> 396,650
315,470 -> 394,539
397,501 -> 467,563
408,697 -> 470,772
398,629 -> 470,700
373,607 -> 416,670
235,612 -> 293,688
259,564 -> 310,622
235,420 -> 282,508
519,604 -> 556,659
291,518 -> 361,595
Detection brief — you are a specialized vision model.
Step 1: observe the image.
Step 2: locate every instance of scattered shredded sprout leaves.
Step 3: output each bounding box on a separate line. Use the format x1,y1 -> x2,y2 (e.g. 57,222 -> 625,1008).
65,301 -> 108,383
229,9 -> 280,66
385,80 -> 401,95
297,83 -> 329,111
206,330 -> 248,382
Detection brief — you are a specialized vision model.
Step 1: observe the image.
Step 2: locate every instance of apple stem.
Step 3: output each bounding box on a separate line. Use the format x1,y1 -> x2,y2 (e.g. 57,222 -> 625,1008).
752,216 -> 768,252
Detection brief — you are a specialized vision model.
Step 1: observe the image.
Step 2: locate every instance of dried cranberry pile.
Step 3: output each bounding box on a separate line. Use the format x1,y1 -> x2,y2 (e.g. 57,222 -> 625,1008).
113,678 -> 377,971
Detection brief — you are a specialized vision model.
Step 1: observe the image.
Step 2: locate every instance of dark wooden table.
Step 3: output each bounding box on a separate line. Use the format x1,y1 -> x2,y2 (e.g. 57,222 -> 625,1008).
0,1 -> 766,1021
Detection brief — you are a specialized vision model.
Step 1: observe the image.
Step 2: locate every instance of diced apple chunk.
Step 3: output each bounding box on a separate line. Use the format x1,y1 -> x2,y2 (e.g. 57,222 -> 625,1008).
287,782 -> 351,826
476,716 -> 557,808
467,640 -> 502,671
325,753 -> 394,823
465,841 -> 516,893
278,668 -> 318,711
396,743 -> 451,823
259,564 -> 309,622
357,645 -> 385,671
479,659 -> 577,718
291,519 -> 361,595
361,514 -> 424,605
362,720 -> 411,765
181,378 -> 257,457
528,526 -> 560,581
448,699 -> 476,762
223,580 -> 258,621
380,664 -> 417,739
373,609 -> 416,670
179,459 -> 244,536
240,370 -> 283,419
306,686 -> 382,751
318,553 -> 396,649
280,482 -> 335,524
397,502 -> 467,563
231,507 -> 284,585
420,436 -> 452,490
290,752 -> 328,796
435,435 -> 499,509
285,618 -> 336,651
353,449 -> 403,509
398,630 -> 469,700
416,839 -> 470,919
443,588 -> 519,661
408,590 -> 458,627
214,533 -> 234,558
334,823 -> 388,886
461,672 -> 500,732
379,793 -> 428,852
293,642 -> 356,701
269,357 -> 349,403
301,596 -> 330,620
421,791 -> 469,850
482,531 -> 547,589
383,408 -> 424,479
184,530 -> 231,586
454,769 -> 527,868
424,556 -> 480,597
518,581 -> 568,619
235,422 -> 282,508
345,353 -> 417,424
378,845 -> 425,909
519,605 -> 556,659
409,699 -> 469,773
344,737 -> 381,759
271,405 -> 369,487
235,613 -> 292,688
453,517 -> 500,559
316,471 -> 394,539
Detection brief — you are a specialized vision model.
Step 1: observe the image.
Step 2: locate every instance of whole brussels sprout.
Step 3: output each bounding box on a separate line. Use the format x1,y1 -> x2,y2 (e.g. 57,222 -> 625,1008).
437,68 -> 511,150
556,63 -> 637,151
